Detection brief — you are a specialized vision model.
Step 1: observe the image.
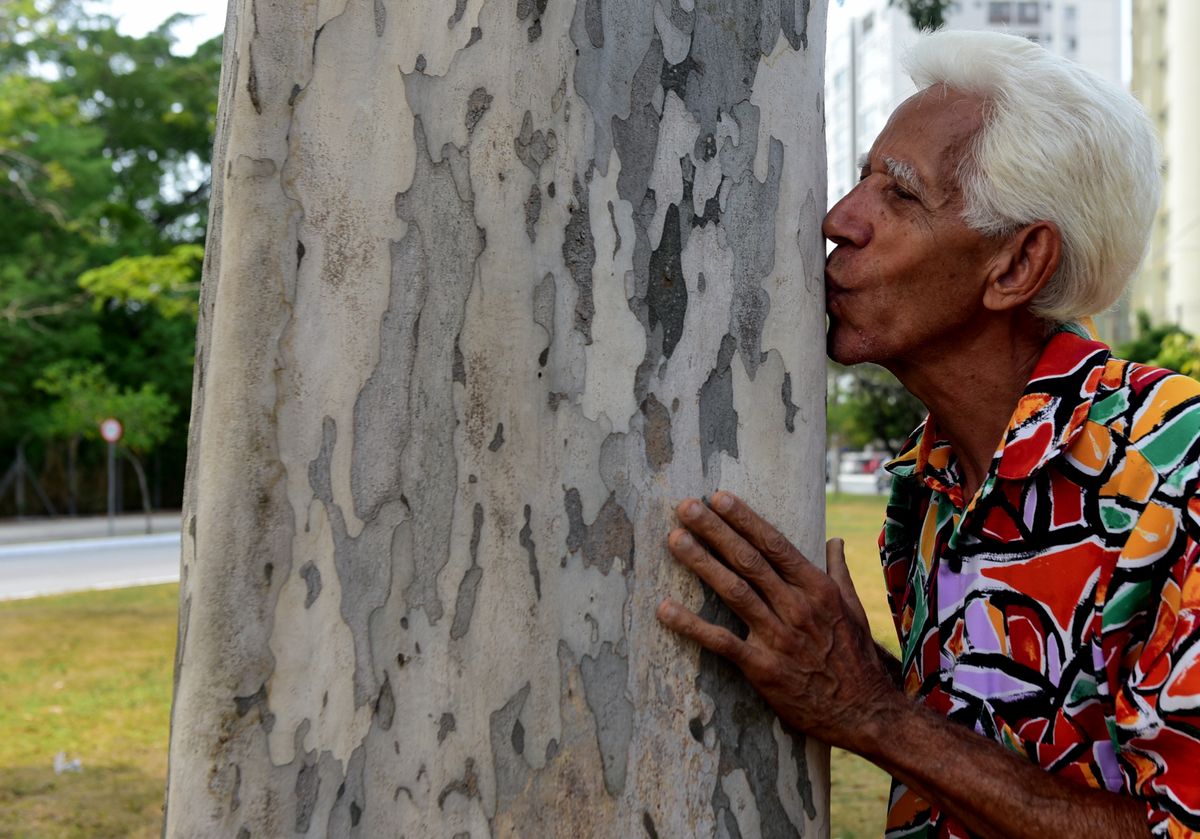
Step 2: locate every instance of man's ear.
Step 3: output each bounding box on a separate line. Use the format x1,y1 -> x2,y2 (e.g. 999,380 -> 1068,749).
982,221 -> 1061,312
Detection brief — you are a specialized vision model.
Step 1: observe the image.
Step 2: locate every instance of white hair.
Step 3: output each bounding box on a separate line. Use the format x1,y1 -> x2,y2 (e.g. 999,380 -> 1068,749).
903,31 -> 1161,323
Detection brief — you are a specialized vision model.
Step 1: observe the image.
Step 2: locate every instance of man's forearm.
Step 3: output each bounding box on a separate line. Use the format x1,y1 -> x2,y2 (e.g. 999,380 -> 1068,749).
875,643 -> 902,687
852,693 -> 1151,839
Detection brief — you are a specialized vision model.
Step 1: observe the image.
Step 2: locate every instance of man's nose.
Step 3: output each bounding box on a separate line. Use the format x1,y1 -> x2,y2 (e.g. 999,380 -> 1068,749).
822,187 -> 871,249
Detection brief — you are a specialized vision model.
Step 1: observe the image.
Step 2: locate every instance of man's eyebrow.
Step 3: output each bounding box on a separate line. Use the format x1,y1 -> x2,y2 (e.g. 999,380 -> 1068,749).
859,153 -> 931,203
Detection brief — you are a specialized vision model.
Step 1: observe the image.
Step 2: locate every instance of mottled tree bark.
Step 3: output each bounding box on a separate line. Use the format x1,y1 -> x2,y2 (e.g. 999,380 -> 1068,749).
166,0 -> 829,835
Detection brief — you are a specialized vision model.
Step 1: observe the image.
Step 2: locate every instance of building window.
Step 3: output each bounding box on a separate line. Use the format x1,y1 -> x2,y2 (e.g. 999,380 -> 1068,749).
1018,1 -> 1040,23
861,12 -> 874,35
988,2 -> 1013,24
1067,35 -> 1077,51
1064,5 -> 1077,21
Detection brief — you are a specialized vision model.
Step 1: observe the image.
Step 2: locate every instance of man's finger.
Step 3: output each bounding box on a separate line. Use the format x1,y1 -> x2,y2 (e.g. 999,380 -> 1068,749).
656,598 -> 756,668
705,491 -> 822,587
676,499 -> 795,608
667,528 -> 784,633
825,538 -> 870,629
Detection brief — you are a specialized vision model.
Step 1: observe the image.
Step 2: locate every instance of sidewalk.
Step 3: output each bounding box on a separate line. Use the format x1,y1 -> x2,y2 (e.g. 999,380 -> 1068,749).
0,511 -> 182,546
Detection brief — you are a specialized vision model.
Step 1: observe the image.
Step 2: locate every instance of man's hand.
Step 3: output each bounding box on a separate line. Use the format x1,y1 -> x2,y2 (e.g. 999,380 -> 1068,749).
655,490 -> 898,752
657,490 -> 1153,839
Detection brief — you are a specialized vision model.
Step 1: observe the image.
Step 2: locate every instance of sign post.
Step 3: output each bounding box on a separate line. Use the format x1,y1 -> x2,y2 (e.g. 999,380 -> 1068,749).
99,418 -> 123,536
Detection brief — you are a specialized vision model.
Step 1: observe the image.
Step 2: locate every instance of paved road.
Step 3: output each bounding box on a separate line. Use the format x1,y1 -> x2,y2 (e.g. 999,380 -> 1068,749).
0,532 -> 181,601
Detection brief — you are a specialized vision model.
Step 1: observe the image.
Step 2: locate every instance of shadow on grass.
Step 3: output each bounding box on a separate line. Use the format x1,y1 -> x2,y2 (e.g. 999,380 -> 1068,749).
0,763 -> 164,839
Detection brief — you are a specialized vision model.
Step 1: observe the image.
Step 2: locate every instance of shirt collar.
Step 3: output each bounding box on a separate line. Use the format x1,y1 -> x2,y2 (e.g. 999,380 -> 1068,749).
884,325 -> 1111,494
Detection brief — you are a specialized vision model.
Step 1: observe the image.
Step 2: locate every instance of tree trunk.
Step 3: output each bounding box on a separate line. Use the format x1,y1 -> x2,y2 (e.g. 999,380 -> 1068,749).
166,0 -> 829,836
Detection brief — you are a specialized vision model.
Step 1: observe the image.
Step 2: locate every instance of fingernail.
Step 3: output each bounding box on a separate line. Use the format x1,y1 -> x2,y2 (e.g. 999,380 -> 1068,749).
658,601 -> 676,620
675,531 -> 694,548
684,501 -> 702,519
713,492 -> 733,512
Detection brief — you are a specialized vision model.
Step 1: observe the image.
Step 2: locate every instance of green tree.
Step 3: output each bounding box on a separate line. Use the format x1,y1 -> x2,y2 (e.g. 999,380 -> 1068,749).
0,1 -> 220,510
828,363 -> 926,454
889,0 -> 956,31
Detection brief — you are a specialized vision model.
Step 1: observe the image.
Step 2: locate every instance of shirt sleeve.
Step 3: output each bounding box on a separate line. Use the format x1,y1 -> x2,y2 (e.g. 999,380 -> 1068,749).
1113,522 -> 1200,836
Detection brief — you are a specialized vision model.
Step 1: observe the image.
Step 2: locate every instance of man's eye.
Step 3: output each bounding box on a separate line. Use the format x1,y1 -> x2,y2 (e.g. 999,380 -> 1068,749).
892,185 -> 917,201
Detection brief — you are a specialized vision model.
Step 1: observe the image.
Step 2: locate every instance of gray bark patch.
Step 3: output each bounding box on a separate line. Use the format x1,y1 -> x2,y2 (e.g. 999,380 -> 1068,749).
525,184 -> 541,242
300,561 -> 322,607
607,200 -> 621,257
563,489 -> 634,575
437,712 -> 456,743
374,673 -> 394,731
580,642 -> 634,795
584,0 -> 604,47
450,503 -> 485,640
698,334 -> 739,476
326,746 -> 366,835
437,757 -> 480,809
373,0 -> 386,36
488,683 -> 531,813
515,111 -> 557,174
465,87 -> 494,134
646,199 -> 687,359
488,423 -> 505,452
295,759 -> 320,833
519,504 -> 542,599
781,372 -> 798,433
447,0 -> 467,28
640,393 -> 673,471
532,273 -> 556,344
696,585 -> 797,837
563,176 -> 596,343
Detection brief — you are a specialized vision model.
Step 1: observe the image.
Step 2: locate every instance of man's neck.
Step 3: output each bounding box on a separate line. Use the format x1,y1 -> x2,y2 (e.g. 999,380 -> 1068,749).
886,315 -> 1050,504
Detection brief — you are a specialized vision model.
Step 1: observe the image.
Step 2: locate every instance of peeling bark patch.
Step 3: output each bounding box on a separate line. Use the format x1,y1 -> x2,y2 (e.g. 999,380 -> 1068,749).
580,642 -> 634,795
453,334 -> 466,384
450,503 -> 485,640
641,394 -> 673,471
643,812 -> 660,838
300,561 -> 322,608
525,184 -> 542,242
696,584 -> 795,837
246,49 -> 261,114
698,334 -> 739,475
511,718 -> 526,755
373,0 -> 386,36
489,683 -> 531,813
584,0 -> 604,47
296,239 -> 306,270
328,746 -> 366,834
781,372 -> 798,433
437,712 -> 456,744
488,423 -> 506,452
465,87 -> 493,134
515,111 -> 557,174
415,53 -> 426,73
647,201 -> 687,359
689,716 -> 705,742
466,26 -> 482,47
532,273 -> 556,344
437,758 -> 480,808
447,0 -> 467,28
234,684 -> 267,718
563,176 -> 596,343
564,489 -> 634,574
374,673 -> 395,731
519,504 -> 541,599
607,200 -> 621,257
295,760 -> 320,833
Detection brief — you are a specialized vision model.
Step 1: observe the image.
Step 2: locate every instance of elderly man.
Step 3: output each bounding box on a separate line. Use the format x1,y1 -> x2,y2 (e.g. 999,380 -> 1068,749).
658,30 -> 1200,839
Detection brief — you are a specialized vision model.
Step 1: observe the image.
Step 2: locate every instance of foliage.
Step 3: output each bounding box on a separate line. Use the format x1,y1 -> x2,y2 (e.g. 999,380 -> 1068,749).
888,0 -> 955,31
0,1 -> 221,508
828,364 -> 926,455
1115,311 -> 1200,379
35,362 -> 177,453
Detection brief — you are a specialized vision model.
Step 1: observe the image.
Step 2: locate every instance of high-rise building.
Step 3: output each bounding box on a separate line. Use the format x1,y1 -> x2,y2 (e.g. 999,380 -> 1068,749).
1129,0 -> 1200,333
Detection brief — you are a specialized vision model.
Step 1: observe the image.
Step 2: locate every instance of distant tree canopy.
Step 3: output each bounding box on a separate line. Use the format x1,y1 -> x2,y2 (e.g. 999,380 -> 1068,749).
0,0 -> 219,512
888,0 -> 955,31
828,363 -> 926,455
1116,312 -> 1200,379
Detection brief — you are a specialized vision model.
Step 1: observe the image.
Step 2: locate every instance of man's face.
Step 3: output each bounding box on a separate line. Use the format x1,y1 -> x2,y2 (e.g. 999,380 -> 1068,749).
823,88 -> 1000,368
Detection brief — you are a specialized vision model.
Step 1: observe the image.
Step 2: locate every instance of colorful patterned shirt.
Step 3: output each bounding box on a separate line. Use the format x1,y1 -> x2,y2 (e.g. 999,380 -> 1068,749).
879,327 -> 1200,838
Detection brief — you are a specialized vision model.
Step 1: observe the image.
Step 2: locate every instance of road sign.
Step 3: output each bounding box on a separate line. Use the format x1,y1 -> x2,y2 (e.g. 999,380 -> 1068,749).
100,418 -> 123,443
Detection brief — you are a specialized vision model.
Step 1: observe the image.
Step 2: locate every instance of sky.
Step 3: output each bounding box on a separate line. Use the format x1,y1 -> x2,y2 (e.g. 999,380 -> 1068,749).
86,0 -> 228,55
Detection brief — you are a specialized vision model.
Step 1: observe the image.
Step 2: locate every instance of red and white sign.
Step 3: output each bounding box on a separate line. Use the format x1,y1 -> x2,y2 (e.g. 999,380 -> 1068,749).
99,418 -> 123,443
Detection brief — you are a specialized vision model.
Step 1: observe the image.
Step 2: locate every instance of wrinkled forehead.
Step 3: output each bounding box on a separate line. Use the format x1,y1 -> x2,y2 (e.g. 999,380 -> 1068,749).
873,87 -> 987,198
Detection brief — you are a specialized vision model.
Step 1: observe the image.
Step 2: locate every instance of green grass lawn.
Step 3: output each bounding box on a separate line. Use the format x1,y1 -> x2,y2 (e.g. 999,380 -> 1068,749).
0,494 -> 895,838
